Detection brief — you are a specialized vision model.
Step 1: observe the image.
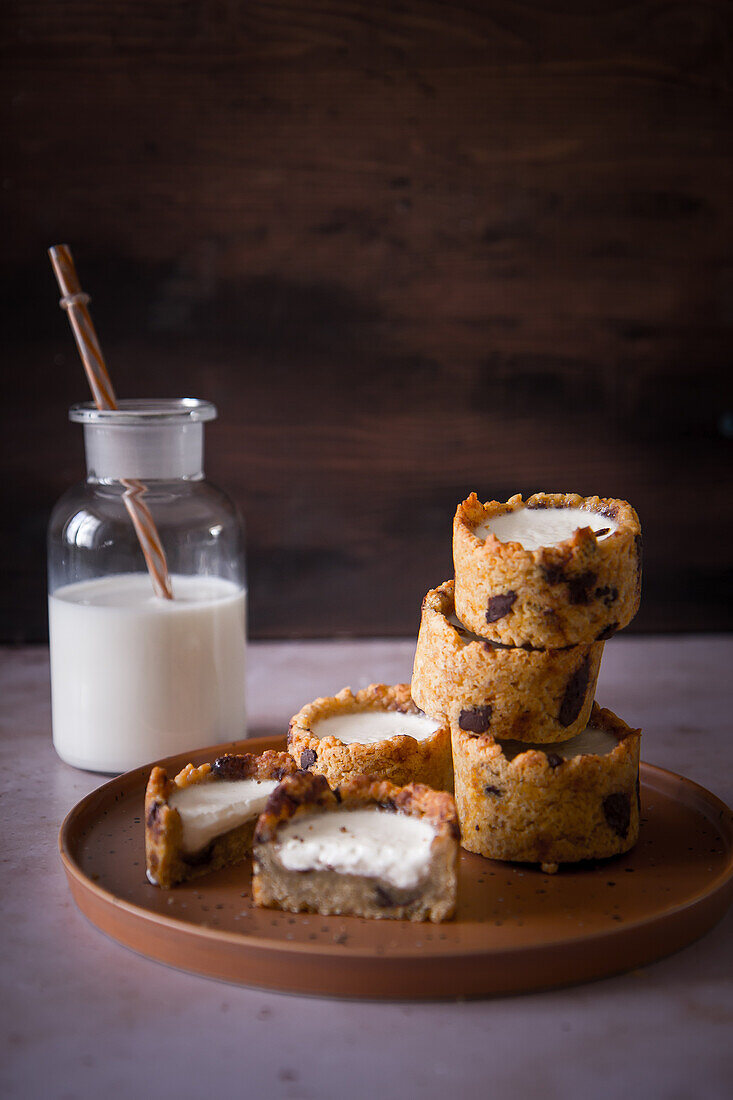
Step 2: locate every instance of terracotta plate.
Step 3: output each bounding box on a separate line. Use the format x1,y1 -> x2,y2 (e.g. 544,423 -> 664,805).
59,736 -> 733,999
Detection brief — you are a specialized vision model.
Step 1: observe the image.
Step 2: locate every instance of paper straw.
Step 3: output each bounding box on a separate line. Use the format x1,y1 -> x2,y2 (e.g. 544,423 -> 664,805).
49,244 -> 174,600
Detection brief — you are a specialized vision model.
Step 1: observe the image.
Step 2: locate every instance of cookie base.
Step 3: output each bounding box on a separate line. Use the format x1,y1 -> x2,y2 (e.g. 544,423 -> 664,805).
145,752 -> 298,888
453,492 -> 642,647
412,580 -> 604,743
288,683 -> 453,791
451,705 -> 641,868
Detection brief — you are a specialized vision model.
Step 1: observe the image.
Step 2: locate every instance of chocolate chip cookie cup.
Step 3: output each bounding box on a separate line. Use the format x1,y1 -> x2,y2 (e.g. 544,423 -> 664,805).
287,683 -> 453,791
411,580 -> 604,743
252,771 -> 459,922
453,492 -> 642,648
145,751 -> 298,888
451,704 -> 641,873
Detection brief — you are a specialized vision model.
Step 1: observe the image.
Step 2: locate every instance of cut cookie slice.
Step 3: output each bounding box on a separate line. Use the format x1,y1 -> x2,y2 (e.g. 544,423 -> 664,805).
453,492 -> 642,647
451,703 -> 641,872
411,580 -> 604,743
287,683 -> 453,791
252,771 -> 459,922
145,751 -> 299,888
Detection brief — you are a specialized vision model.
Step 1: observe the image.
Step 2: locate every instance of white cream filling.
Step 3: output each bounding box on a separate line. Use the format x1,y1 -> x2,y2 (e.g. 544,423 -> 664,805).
275,807 -> 436,890
499,726 -> 619,762
475,506 -> 617,551
311,709 -> 442,745
169,778 -> 279,854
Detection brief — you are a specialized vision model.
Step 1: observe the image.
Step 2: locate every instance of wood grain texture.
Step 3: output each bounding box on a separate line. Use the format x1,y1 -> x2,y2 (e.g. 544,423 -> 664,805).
2,0 -> 732,640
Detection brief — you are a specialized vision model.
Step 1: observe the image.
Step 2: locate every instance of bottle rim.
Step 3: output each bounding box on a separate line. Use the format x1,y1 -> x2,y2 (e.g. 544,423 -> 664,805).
69,399 -> 217,425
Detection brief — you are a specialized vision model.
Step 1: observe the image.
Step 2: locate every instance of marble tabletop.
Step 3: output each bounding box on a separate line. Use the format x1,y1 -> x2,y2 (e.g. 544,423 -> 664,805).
1,637 -> 732,1100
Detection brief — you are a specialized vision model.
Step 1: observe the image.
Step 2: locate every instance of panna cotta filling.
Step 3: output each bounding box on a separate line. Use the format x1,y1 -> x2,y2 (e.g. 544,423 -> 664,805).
475,506 -> 617,551
311,710 -> 442,745
170,778 -> 279,854
499,725 -> 619,762
275,807 -> 436,889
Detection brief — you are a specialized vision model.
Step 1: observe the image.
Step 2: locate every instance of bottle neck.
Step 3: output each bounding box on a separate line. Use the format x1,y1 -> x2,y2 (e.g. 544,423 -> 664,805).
83,422 -> 205,481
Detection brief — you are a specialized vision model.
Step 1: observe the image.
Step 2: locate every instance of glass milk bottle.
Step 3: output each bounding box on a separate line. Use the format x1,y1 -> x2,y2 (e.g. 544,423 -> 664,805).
48,399 -> 247,773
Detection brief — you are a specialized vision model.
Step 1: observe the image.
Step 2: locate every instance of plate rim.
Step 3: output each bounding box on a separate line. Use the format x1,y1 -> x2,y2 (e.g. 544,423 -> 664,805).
59,738 -> 733,964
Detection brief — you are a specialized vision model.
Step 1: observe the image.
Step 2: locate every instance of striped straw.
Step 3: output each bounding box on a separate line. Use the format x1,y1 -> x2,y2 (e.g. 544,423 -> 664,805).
49,244 -> 174,600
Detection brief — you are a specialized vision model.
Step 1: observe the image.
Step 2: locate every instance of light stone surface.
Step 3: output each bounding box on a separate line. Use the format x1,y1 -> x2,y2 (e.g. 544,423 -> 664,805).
1,638 -> 732,1100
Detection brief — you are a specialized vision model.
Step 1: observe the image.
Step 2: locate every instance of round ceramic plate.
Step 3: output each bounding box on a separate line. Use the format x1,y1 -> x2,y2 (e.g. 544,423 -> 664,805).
59,736 -> 733,999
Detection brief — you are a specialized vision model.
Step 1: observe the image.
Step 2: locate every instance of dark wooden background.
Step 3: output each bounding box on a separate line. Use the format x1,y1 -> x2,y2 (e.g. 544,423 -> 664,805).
2,1 -> 732,641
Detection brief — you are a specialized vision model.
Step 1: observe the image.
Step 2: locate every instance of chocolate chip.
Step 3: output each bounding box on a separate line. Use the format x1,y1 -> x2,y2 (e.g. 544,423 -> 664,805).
183,841 -> 215,866
380,798 -> 398,812
333,787 -> 342,803
302,774 -> 330,801
600,505 -> 618,520
484,785 -> 502,797
459,705 -> 492,733
212,754 -> 251,779
300,749 -> 317,770
594,527 -> 610,537
146,802 -> 160,828
540,563 -> 566,586
603,792 -> 631,838
374,886 -> 394,907
596,622 -> 619,641
594,586 -> 618,607
566,571 -> 597,605
486,591 -> 517,623
559,655 -> 591,727
264,787 -> 298,820
546,753 -> 563,769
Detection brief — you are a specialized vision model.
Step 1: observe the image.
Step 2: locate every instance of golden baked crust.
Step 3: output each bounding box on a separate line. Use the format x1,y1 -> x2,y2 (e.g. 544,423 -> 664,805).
253,772 -> 459,922
145,751 -> 298,888
254,771 -> 460,843
412,580 -> 604,743
451,703 -> 641,871
453,492 -> 642,647
287,683 -> 453,792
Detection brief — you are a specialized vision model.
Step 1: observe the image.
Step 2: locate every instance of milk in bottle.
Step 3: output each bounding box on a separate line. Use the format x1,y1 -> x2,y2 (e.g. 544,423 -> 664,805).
47,400 -> 247,772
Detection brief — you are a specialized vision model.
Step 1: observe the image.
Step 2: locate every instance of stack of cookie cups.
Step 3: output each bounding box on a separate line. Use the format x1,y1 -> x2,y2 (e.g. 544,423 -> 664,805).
412,492 -> 643,873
